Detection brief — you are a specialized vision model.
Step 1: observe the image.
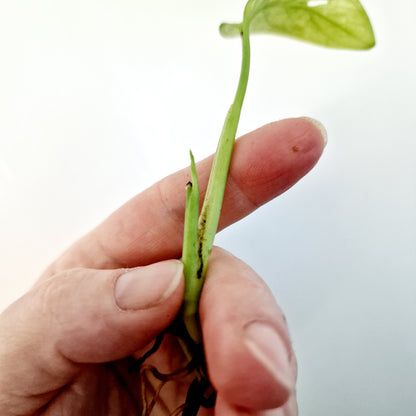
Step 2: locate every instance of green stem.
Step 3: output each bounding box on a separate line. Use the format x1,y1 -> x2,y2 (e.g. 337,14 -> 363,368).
181,24 -> 251,345
181,152 -> 202,343
197,24 -> 251,279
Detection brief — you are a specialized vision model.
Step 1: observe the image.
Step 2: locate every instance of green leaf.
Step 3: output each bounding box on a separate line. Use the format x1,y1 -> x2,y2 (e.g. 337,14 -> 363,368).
220,0 -> 375,50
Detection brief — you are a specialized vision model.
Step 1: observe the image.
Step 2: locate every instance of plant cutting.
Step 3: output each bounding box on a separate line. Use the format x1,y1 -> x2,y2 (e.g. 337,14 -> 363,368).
135,0 -> 375,414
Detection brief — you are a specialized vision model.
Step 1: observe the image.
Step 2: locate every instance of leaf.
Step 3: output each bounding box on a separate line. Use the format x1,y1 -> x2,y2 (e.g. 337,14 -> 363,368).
220,0 -> 375,50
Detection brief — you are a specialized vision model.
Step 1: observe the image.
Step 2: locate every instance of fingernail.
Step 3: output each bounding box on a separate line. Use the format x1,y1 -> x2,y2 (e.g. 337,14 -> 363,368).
302,116 -> 328,146
244,322 -> 295,389
115,260 -> 183,310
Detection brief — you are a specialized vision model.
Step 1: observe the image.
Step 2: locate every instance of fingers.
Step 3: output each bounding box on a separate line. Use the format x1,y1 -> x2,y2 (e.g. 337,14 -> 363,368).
214,394 -> 298,416
200,248 -> 297,413
44,117 -> 326,276
0,261 -> 184,415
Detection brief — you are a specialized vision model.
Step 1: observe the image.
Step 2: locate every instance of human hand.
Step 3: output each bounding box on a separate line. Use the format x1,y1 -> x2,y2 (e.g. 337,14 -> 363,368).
0,117 -> 326,415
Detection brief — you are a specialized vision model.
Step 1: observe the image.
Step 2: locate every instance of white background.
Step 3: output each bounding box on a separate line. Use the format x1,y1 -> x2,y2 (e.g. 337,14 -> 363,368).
1,0 -> 415,414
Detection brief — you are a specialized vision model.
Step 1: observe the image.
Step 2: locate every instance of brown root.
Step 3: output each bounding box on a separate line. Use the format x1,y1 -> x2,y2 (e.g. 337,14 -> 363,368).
131,324 -> 216,416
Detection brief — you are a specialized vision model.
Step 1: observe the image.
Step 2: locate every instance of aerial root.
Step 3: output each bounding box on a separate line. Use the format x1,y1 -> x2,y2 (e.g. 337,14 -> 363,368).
132,329 -> 215,415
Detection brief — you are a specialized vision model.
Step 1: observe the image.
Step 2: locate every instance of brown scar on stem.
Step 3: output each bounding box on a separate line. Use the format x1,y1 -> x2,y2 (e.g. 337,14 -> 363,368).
292,145 -> 299,153
196,215 -> 206,280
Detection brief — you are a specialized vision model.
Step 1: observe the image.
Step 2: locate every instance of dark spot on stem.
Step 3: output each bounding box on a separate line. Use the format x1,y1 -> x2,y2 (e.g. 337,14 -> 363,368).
197,215 -> 207,279
197,241 -> 203,280
186,181 -> 192,188
292,145 -> 299,153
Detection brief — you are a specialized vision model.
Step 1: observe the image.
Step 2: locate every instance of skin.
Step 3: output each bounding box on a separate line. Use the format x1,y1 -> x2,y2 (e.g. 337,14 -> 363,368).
0,117 -> 325,416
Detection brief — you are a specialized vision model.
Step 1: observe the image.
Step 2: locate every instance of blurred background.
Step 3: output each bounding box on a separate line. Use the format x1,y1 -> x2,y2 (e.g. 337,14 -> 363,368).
1,0 -> 415,414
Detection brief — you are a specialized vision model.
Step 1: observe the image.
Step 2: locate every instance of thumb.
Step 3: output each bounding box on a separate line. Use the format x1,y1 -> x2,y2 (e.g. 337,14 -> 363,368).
0,260 -> 184,405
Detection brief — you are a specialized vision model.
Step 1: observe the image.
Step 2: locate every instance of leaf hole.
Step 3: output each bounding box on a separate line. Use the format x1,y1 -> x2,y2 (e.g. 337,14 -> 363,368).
307,0 -> 328,7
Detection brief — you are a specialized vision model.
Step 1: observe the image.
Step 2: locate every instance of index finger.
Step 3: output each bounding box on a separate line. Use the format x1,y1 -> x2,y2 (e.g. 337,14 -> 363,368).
44,117 -> 326,276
